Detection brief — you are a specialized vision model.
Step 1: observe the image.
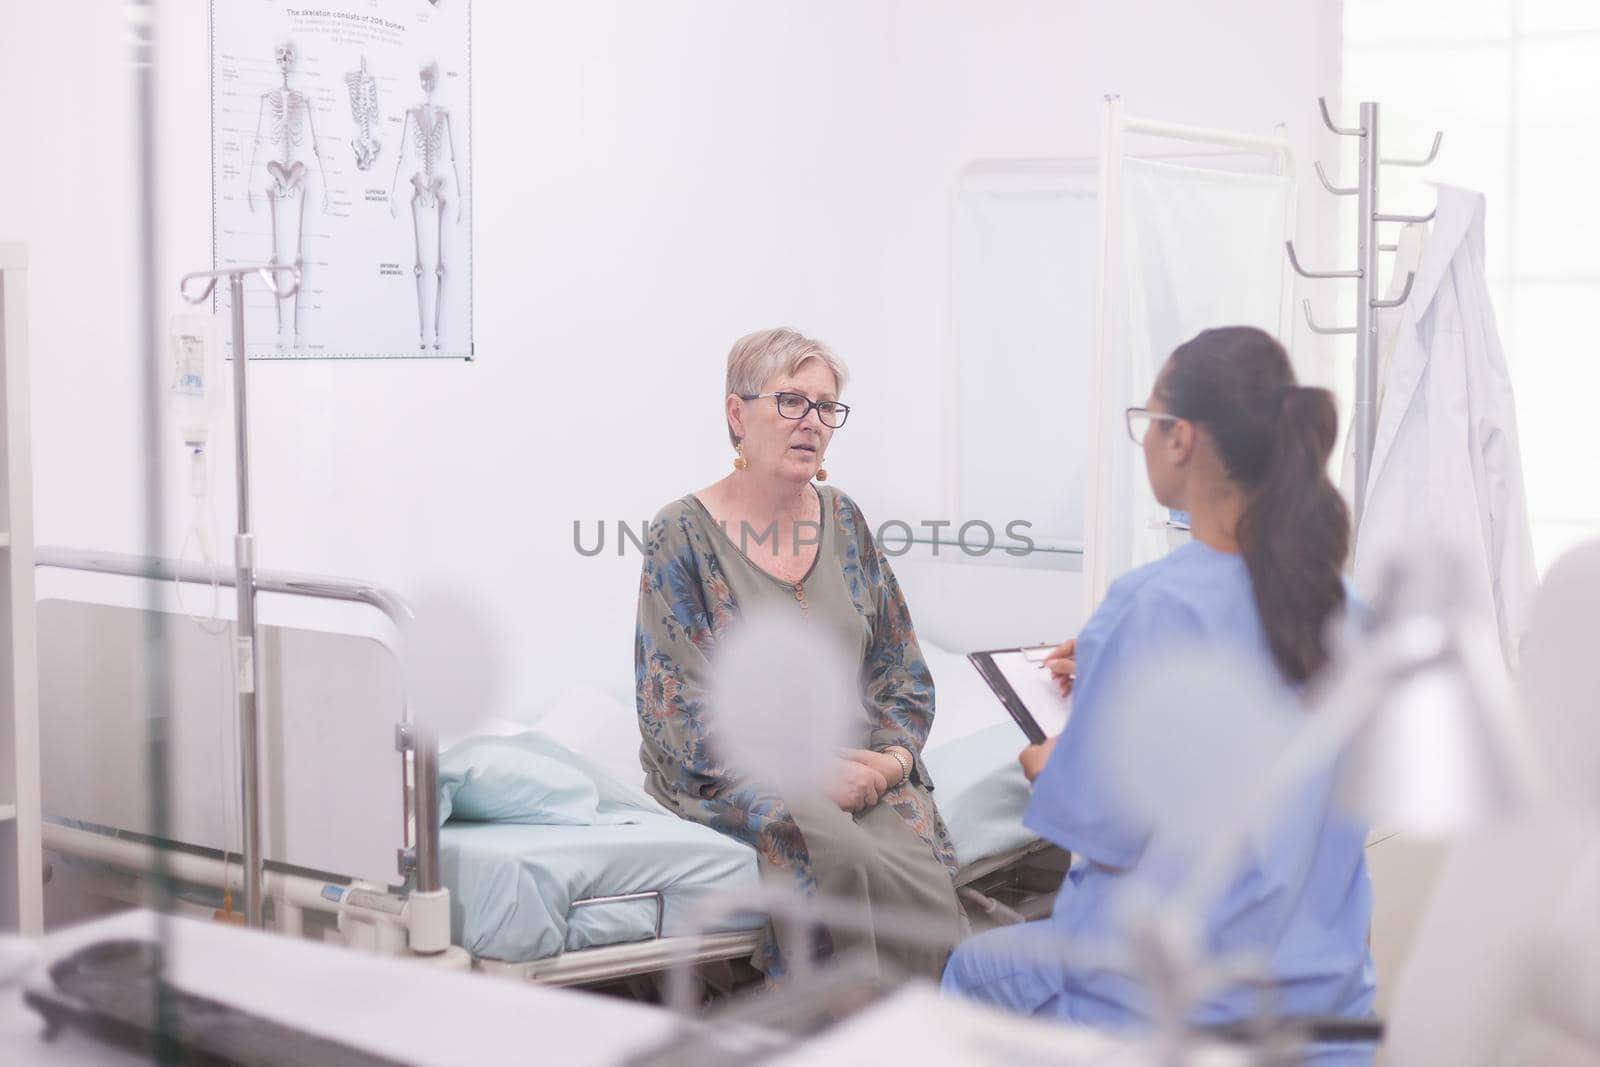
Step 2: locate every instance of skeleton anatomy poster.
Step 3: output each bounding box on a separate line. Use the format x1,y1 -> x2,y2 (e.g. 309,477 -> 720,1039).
211,0 -> 473,359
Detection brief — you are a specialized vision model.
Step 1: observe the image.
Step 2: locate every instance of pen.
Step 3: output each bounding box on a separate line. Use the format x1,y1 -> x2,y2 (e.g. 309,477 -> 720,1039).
1023,642 -> 1074,681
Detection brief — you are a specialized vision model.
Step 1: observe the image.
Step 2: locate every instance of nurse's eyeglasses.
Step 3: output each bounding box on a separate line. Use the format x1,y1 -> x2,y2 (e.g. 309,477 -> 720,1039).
1125,407 -> 1182,446
741,391 -> 852,429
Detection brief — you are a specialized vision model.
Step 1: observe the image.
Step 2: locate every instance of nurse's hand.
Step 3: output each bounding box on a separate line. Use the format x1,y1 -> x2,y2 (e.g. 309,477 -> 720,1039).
1042,638 -> 1077,697
1018,736 -> 1058,784
825,759 -> 889,813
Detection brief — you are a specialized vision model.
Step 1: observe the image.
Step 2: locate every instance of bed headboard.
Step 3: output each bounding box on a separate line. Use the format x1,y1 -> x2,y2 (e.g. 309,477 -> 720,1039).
36,549 -> 409,889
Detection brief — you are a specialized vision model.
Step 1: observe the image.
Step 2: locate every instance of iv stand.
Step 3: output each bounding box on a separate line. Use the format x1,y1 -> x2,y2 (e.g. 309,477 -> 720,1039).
177,263 -> 301,929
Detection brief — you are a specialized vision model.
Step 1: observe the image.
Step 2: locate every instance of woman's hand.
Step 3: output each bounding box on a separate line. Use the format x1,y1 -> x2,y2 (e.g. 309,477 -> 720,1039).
825,758 -> 889,813
1042,638 -> 1077,698
839,747 -> 909,790
1018,736 -> 1058,784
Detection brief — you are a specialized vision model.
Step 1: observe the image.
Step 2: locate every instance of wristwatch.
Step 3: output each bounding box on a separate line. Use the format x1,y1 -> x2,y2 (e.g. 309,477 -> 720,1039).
887,748 -> 913,787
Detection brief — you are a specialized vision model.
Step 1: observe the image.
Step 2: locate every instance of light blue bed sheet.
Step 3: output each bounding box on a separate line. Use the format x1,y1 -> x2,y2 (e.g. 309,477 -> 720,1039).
441,723 -> 1037,963
442,813 -> 761,962
924,722 -> 1038,868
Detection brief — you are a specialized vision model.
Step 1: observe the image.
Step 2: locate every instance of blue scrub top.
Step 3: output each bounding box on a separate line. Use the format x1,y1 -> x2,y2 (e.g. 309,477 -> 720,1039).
1024,540 -> 1376,1028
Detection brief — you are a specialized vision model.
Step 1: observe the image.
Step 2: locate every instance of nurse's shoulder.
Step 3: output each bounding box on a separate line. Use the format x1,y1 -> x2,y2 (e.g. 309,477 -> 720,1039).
1093,542 -> 1234,629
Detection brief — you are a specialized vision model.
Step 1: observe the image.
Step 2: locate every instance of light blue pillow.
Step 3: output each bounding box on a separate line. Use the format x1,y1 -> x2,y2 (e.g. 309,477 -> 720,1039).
438,733 -> 641,827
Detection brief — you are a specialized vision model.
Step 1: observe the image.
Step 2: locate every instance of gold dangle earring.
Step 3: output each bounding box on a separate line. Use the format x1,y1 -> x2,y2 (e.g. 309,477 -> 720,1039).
733,442 -> 748,471
815,455 -> 828,482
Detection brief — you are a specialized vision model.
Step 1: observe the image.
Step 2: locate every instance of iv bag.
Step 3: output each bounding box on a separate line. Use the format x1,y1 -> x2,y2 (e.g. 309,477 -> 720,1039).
169,313 -> 224,450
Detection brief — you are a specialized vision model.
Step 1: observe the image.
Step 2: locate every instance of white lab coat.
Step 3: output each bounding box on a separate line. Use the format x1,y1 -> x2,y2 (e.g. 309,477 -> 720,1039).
1350,185 -> 1537,666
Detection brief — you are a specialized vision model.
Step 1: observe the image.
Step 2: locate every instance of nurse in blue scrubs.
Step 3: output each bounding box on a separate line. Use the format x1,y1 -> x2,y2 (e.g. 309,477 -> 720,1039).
942,327 -> 1376,1058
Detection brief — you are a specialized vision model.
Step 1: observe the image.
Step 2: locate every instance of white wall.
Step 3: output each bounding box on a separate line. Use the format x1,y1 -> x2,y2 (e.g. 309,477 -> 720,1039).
0,1 -> 1343,722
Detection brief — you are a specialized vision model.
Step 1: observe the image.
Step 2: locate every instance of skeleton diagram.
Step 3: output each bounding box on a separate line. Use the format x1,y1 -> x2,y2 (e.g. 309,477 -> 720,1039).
247,42 -> 327,349
344,55 -> 381,172
390,63 -> 462,351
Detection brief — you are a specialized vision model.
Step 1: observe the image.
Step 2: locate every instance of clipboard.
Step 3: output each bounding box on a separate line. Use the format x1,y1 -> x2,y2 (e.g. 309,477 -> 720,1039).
966,646 -> 1072,745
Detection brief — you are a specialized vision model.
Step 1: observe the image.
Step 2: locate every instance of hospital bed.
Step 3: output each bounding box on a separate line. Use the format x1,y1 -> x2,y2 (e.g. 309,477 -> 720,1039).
32,548 -> 1064,988
443,670 -> 1066,986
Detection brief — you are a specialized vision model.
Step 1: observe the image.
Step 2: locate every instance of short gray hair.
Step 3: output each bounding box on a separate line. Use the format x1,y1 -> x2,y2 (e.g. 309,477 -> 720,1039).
724,328 -> 850,446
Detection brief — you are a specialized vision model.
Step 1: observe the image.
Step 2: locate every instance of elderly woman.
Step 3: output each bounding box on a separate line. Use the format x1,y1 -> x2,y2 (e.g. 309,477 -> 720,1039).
634,327 -> 964,979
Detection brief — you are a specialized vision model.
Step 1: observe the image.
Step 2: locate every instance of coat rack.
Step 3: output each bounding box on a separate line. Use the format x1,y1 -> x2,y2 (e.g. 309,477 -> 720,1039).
1285,97 -> 1443,532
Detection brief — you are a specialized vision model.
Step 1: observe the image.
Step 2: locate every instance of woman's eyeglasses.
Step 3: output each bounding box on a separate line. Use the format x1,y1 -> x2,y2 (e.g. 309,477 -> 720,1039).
1125,406 -> 1181,445
741,391 -> 852,429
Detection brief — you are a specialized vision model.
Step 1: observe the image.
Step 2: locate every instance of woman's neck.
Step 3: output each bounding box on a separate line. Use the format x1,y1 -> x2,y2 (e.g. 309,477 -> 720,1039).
722,471 -> 815,523
1184,480 -> 1248,555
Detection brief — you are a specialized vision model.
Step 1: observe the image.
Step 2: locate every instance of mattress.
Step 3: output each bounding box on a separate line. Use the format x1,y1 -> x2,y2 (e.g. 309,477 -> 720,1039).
443,641 -> 1043,963
442,726 -> 1036,963
443,815 -> 760,962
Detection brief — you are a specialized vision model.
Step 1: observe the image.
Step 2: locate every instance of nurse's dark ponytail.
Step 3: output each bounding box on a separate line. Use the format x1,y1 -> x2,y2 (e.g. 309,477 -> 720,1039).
1159,327 -> 1349,684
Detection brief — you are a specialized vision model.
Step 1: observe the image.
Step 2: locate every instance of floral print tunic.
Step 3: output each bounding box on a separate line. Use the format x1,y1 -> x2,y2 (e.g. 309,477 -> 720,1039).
634,485 -> 959,970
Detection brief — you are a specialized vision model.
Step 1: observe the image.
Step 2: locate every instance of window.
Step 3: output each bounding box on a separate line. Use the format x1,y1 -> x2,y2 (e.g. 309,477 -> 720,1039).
1344,1 -> 1600,571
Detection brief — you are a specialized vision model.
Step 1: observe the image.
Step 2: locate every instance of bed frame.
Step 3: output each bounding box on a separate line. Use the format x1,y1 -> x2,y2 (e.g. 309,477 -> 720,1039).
35,546 -> 447,954
34,547 -> 1068,991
